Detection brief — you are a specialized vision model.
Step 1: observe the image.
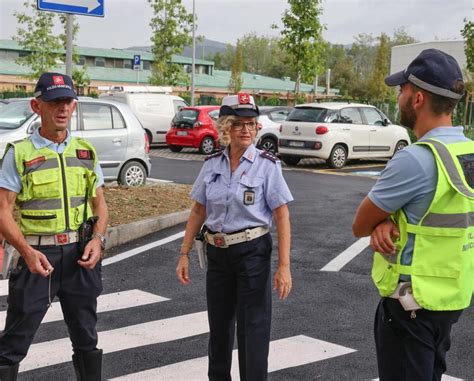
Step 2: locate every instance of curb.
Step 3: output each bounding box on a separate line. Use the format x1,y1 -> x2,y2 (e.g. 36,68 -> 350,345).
105,209 -> 190,250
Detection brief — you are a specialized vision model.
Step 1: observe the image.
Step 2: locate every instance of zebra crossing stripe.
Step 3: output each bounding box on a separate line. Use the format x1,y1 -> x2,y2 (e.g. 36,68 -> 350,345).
320,237 -> 370,272
111,335 -> 356,380
0,289 -> 168,330
19,311 -> 209,372
373,376 -> 463,381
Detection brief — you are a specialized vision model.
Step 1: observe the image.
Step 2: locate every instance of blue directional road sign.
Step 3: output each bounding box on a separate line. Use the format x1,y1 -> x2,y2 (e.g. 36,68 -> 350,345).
37,0 -> 104,17
133,55 -> 141,71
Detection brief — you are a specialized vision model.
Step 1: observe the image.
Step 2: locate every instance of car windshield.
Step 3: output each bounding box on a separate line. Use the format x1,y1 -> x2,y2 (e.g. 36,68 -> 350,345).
287,107 -> 329,123
0,100 -> 34,129
173,109 -> 199,126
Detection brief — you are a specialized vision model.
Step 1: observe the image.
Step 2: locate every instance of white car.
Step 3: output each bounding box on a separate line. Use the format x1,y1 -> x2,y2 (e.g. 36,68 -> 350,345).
255,106 -> 292,154
278,102 -> 411,168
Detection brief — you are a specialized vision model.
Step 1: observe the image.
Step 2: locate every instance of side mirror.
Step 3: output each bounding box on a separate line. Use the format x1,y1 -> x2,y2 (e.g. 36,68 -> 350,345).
27,119 -> 41,134
382,118 -> 389,126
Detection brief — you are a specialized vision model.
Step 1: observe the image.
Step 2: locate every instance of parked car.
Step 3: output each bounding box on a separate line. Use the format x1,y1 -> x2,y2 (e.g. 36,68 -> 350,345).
99,91 -> 187,144
166,105 -> 220,154
0,100 -> 8,111
278,102 -> 411,168
0,98 -> 151,186
256,106 -> 292,154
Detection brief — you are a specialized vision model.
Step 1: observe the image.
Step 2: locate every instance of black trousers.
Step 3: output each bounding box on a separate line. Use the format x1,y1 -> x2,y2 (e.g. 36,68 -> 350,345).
206,233 -> 272,381
374,298 -> 463,381
0,243 -> 103,365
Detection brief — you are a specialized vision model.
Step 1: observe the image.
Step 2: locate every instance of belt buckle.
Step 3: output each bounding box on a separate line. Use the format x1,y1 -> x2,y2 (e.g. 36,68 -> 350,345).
213,233 -> 228,248
54,233 -> 69,245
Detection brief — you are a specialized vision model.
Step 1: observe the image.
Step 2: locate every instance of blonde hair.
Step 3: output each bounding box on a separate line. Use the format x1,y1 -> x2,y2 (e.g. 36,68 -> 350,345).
216,115 -> 258,147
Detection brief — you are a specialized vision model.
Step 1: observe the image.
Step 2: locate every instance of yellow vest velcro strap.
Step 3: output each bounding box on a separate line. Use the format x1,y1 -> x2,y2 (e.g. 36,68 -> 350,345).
20,198 -> 62,210
66,156 -> 94,170
23,158 -> 59,175
406,223 -> 464,237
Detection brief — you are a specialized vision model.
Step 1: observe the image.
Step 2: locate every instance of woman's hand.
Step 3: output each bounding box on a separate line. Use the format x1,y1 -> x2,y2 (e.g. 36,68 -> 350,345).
176,255 -> 191,285
273,264 -> 292,300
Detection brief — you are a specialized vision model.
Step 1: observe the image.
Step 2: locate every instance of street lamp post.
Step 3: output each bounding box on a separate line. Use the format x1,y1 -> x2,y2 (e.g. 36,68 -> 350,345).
191,0 -> 196,106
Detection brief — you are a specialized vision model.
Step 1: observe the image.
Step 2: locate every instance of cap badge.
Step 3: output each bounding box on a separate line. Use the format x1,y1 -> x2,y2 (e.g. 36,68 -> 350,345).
52,76 -> 65,85
238,93 -> 251,104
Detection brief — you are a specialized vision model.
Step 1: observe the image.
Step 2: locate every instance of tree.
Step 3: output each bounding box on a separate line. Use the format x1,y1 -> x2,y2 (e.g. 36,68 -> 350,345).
228,41 -> 243,93
72,67 -> 91,95
276,0 -> 326,95
461,18 -> 474,74
148,0 -> 193,85
368,33 -> 391,102
13,0 -> 62,80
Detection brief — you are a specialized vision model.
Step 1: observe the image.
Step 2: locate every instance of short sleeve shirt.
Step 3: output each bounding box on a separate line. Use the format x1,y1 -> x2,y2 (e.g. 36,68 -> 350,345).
191,144 -> 293,233
368,126 -> 469,271
0,128 -> 104,193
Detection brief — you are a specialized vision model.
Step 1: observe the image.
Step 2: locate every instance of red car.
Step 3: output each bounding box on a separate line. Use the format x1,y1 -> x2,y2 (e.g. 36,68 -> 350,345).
166,105 -> 220,154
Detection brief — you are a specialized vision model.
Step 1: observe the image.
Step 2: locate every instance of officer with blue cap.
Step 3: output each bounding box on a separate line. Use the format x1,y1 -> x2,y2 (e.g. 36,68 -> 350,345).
177,93 -> 294,380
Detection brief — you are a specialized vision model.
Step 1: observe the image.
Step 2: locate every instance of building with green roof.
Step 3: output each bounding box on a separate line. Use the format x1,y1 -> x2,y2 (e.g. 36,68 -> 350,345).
0,39 -> 338,102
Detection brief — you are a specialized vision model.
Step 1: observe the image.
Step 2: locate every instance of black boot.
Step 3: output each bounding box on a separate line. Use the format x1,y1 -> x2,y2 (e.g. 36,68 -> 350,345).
0,364 -> 19,381
72,349 -> 103,381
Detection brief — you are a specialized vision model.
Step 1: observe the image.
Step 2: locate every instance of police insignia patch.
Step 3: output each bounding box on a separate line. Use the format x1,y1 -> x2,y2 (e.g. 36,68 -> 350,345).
76,149 -> 93,160
260,151 -> 278,162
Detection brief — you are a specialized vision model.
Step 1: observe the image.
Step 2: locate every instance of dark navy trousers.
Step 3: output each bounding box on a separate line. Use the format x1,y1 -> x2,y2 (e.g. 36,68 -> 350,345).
206,233 -> 272,381
0,243 -> 102,365
374,298 -> 463,381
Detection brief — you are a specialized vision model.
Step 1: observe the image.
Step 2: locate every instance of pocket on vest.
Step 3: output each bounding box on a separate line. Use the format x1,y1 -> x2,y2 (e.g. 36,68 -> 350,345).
371,252 -> 399,296
20,211 -> 59,233
30,171 -> 60,198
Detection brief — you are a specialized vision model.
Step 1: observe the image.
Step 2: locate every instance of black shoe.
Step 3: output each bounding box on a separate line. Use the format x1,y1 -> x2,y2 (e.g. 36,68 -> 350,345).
0,364 -> 19,381
72,349 -> 103,381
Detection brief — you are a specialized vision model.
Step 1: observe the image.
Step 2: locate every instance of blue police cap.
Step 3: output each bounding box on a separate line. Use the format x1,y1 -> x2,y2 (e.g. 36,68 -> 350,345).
34,72 -> 78,101
385,49 -> 464,100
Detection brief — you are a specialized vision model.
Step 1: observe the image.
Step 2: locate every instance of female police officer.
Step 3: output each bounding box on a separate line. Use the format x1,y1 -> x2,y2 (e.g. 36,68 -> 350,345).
176,93 -> 293,381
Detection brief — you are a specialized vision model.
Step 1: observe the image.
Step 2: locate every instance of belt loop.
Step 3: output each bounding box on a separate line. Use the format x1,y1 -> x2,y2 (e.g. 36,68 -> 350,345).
38,235 -> 42,248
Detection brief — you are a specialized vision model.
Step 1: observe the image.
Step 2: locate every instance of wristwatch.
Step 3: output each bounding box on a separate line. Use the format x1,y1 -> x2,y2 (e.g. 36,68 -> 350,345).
91,232 -> 107,250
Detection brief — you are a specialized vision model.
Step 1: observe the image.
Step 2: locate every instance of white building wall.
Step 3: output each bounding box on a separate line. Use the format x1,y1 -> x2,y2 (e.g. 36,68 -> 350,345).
390,41 -> 467,77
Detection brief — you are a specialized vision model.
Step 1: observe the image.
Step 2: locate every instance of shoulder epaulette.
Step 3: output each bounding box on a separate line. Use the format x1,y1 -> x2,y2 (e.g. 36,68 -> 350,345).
205,150 -> 224,161
260,150 -> 278,163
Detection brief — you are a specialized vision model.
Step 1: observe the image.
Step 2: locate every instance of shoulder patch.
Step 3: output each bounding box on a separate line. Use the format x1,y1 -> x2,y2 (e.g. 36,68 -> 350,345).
205,150 -> 224,161
260,151 -> 278,163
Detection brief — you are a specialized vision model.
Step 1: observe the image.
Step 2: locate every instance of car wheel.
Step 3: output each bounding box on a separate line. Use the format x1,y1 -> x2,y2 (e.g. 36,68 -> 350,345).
199,136 -> 215,155
394,140 -> 408,154
118,161 -> 147,187
281,155 -> 301,166
327,144 -> 347,169
259,137 -> 278,154
169,145 -> 183,152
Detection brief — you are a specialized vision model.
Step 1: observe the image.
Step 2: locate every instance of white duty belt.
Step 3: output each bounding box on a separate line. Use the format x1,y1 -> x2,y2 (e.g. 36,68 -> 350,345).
205,227 -> 269,248
25,231 -> 79,246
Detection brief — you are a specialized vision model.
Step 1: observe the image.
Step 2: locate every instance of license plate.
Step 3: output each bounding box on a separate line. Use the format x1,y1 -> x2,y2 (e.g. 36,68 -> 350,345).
177,131 -> 188,136
289,141 -> 304,147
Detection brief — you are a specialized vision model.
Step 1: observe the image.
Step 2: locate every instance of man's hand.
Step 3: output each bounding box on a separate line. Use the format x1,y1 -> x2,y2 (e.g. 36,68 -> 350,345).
78,237 -> 102,269
23,248 -> 53,277
370,220 -> 400,255
273,264 -> 292,300
176,255 -> 190,285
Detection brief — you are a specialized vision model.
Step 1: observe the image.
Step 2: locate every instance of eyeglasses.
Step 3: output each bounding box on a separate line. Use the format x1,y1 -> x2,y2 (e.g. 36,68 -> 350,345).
230,121 -> 257,131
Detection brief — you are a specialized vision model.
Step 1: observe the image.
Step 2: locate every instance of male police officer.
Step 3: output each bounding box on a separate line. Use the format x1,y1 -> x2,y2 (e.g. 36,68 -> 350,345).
0,73 -> 108,380
352,49 -> 470,380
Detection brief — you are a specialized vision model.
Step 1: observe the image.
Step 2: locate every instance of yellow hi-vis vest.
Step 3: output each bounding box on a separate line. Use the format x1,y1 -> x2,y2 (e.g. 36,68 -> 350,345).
372,138 -> 474,311
9,137 -> 98,235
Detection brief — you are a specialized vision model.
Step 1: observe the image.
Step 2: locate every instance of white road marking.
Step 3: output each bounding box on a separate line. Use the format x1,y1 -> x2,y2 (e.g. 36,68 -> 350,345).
0,289 -> 168,330
112,335 -> 356,380
320,237 -> 370,272
0,280 -> 7,297
373,376 -> 463,381
102,231 -> 185,266
19,311 -> 209,372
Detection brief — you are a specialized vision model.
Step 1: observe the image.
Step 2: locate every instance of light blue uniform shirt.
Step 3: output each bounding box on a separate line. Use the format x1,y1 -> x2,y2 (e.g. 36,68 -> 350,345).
0,127 -> 104,193
368,127 -> 469,278
191,144 -> 293,233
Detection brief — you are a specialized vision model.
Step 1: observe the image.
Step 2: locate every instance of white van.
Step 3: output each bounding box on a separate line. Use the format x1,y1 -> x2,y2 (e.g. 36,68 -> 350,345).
99,91 -> 187,144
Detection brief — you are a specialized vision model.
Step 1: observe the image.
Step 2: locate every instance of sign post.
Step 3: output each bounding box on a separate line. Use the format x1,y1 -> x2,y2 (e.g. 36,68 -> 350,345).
133,55 -> 141,84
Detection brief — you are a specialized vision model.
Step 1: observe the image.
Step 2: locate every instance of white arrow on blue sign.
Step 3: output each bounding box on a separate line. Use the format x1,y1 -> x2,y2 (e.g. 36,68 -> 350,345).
37,0 -> 104,17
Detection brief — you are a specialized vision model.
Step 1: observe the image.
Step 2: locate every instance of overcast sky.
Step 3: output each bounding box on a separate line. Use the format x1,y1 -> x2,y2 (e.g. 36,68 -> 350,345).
0,0 -> 472,49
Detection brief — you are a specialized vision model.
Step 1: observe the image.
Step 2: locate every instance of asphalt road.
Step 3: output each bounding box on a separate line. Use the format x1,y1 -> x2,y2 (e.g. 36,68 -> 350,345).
10,150 -> 474,380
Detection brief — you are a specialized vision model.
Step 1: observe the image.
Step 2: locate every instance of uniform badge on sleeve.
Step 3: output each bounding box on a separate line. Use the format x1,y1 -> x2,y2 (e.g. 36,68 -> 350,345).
76,149 -> 93,160
243,190 -> 255,205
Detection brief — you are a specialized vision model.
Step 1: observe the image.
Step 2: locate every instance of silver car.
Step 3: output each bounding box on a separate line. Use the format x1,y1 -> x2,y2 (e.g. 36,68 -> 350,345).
0,98 -> 151,186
